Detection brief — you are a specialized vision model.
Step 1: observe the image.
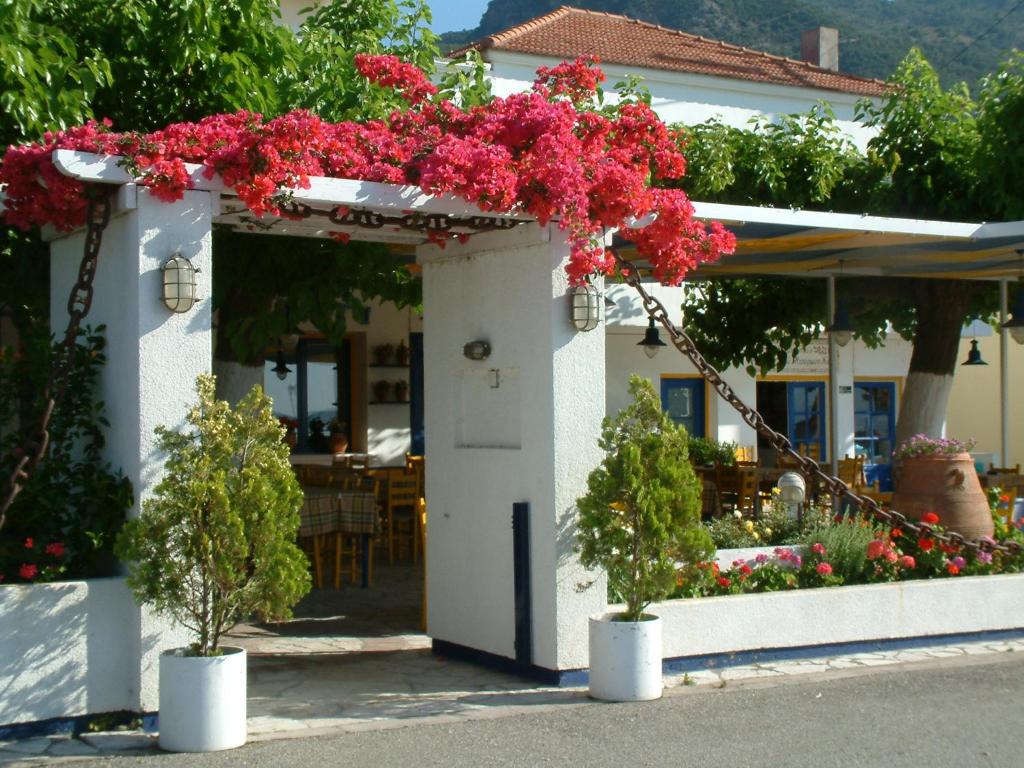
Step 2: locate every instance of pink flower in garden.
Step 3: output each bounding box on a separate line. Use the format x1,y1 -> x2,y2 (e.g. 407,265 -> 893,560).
755,553 -> 769,564
900,555 -> 916,569
866,540 -> 887,560
816,563 -> 833,576
19,563 -> 38,580
811,542 -> 826,556
884,550 -> 898,563
792,555 -> 803,568
952,556 -> 966,570
977,551 -> 993,565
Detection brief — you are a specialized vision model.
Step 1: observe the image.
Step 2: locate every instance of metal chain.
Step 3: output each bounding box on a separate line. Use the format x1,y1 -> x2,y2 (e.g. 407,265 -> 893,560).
0,188 -> 113,530
613,252 -> 1020,557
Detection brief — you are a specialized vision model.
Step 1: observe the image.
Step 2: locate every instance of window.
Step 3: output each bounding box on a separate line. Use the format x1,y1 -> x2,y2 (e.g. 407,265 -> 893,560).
854,381 -> 897,490
787,382 -> 826,461
660,377 -> 705,438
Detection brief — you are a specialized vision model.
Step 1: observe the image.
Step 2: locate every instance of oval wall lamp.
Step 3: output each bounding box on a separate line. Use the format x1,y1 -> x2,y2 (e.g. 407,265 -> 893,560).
463,340 -> 491,361
160,252 -> 199,313
570,284 -> 601,332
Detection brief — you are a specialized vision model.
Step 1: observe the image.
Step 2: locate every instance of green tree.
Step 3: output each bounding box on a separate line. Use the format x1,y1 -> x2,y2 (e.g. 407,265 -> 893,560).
576,376 -> 712,622
115,375 -> 310,656
677,49 -> 1008,444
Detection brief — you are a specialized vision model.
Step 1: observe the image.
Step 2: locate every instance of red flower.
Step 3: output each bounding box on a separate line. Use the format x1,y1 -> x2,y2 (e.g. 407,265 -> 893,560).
716,576 -> 731,587
18,563 -> 38,580
24,537 -> 34,549
946,563 -> 960,575
816,563 -> 833,576
866,540 -> 887,560
739,564 -> 753,576
900,555 -> 916,569
918,538 -> 935,551
920,512 -> 940,525
44,542 -> 65,558
890,528 -> 904,539
811,542 -> 826,556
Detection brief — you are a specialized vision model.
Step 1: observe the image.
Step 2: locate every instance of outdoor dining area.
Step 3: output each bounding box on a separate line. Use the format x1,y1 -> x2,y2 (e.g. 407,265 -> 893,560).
289,454 -> 427,599
697,443 -> 1024,526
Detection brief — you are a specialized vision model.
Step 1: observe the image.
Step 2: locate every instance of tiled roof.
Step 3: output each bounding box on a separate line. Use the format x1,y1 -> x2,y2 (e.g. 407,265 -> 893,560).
457,6 -> 888,98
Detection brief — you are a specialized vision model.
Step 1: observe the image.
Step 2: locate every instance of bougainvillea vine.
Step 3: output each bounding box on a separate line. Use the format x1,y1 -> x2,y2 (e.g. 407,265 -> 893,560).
0,56 -> 735,286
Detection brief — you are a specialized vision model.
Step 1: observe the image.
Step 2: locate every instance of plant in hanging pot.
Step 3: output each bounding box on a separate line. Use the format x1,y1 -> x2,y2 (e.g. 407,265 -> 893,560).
115,375 -> 311,752
891,434 -> 993,539
576,375 -> 713,702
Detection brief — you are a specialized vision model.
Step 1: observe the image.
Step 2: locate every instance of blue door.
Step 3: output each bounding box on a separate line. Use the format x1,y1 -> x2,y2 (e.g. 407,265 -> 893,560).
787,382 -> 826,461
661,378 -> 705,438
854,381 -> 896,491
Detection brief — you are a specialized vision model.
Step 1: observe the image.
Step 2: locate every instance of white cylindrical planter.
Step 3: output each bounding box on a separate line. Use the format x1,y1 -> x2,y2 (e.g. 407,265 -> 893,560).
158,647 -> 247,752
588,613 -> 663,702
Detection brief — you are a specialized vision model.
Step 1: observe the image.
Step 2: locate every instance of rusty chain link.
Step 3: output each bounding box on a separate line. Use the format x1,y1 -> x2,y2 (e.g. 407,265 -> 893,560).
0,188 -> 113,531
613,252 -> 1020,557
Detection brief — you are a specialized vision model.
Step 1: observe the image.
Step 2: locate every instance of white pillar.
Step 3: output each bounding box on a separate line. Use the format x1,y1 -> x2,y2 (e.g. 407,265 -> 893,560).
419,223 -> 606,677
999,279 -> 1009,466
49,186 -> 213,712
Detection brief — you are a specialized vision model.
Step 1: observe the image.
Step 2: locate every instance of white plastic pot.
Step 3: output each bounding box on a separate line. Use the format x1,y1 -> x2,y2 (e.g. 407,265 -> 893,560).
158,646 -> 247,752
588,612 -> 663,702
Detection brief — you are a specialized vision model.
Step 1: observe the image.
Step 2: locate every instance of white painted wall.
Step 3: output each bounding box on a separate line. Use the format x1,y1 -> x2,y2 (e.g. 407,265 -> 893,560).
0,580 -> 184,725
480,52 -> 878,150
48,186 -> 208,713
420,223 -> 606,672
651,573 -> 1024,660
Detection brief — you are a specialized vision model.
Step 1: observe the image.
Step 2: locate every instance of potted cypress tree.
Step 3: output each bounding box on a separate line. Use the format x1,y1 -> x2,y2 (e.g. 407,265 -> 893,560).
116,375 -> 311,752
577,375 -> 712,701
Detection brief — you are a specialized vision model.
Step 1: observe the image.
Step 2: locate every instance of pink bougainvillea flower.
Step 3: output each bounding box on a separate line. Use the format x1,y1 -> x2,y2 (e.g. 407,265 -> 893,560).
44,542 -> 65,558
19,563 -> 38,580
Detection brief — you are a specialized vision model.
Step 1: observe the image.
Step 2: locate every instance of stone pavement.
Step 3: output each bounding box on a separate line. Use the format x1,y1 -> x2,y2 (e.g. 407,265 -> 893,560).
4,564 -> 1023,764
3,634 -> 1023,765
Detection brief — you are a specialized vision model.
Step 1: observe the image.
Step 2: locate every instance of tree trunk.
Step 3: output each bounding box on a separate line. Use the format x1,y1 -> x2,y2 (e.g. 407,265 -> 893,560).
894,280 -> 975,447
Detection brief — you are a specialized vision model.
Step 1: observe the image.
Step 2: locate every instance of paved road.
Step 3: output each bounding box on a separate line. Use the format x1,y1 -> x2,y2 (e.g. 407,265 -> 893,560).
82,652 -> 1024,768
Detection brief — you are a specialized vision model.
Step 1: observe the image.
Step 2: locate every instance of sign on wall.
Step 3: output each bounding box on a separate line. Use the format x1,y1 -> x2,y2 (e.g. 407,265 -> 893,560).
781,339 -> 828,376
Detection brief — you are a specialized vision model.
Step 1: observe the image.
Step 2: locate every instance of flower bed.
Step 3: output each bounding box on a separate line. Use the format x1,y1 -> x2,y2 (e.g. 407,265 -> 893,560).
651,572 -> 1024,660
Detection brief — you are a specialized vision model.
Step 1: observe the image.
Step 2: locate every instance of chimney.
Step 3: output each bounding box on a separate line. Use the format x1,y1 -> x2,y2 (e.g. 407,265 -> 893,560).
800,27 -> 839,71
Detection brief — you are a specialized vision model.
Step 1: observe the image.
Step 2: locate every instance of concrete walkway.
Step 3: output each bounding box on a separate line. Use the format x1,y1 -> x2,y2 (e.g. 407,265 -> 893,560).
3,634 -> 1024,764
4,564 -> 1024,764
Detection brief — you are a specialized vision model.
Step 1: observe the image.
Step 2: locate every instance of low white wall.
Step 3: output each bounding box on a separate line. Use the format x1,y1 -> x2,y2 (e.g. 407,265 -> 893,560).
648,573 -> 1024,660
0,579 -> 187,726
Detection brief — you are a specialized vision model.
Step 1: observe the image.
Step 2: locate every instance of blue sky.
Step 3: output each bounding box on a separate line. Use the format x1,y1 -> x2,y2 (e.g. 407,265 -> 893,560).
428,0 -> 491,33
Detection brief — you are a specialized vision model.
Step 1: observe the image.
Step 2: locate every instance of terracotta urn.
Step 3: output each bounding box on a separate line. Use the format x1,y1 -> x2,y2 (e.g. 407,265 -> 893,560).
891,453 -> 993,539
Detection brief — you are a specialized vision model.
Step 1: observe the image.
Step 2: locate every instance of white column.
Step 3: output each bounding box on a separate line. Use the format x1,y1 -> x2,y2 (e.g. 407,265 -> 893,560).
419,223 -> 606,674
50,186 -> 213,712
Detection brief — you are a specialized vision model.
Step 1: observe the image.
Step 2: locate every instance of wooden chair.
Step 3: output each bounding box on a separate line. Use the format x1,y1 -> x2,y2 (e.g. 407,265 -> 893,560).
994,487 -> 1019,526
838,456 -> 867,491
734,445 -> 754,463
989,463 -> 1021,475
715,463 -> 758,514
417,497 -> 427,632
384,467 -> 420,563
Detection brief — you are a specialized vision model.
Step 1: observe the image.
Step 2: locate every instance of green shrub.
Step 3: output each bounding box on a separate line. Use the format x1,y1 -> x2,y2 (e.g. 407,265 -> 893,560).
686,436 -> 738,467
576,375 -> 713,622
800,518 -> 878,584
116,375 -> 311,656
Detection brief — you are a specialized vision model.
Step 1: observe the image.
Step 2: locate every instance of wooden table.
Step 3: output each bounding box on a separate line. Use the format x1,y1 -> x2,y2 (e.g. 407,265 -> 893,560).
299,488 -> 380,588
290,453 -> 376,468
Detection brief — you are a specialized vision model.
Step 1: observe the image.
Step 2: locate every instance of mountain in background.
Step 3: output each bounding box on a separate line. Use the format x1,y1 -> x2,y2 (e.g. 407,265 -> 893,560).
440,0 -> 1022,89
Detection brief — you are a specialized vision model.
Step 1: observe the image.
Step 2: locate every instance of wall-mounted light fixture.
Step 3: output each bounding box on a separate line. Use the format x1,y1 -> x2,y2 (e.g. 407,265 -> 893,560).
272,348 -> 292,380
569,284 -> 601,332
160,252 -> 199,313
637,317 -> 667,358
463,340 -> 491,361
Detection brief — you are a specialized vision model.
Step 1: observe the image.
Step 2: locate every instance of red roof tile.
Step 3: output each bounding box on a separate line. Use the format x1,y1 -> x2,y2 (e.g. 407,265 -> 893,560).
457,6 -> 888,98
